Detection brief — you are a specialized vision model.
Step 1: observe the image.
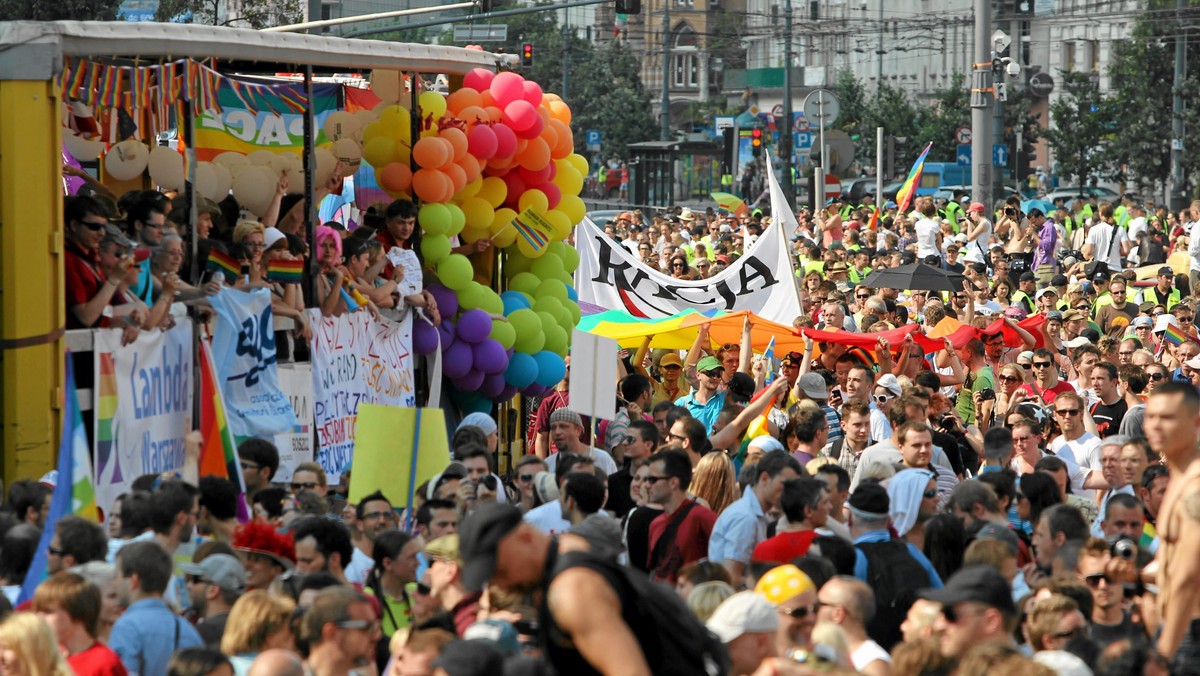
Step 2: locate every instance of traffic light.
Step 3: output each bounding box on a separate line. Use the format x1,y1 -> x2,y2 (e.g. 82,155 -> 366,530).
751,128 -> 762,156
616,0 -> 641,14
522,43 -> 534,67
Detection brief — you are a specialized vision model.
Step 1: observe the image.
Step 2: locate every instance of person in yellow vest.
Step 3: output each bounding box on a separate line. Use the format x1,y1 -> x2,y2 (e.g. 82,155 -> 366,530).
1137,266 -> 1182,310
1011,272 -> 1037,315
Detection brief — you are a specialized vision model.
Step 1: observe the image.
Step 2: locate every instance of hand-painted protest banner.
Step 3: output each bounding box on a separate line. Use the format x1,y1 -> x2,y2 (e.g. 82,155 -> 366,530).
309,310 -> 416,481
192,81 -> 339,162
574,216 -> 803,325
93,322 -> 193,517
209,287 -> 298,441
274,362 -> 315,483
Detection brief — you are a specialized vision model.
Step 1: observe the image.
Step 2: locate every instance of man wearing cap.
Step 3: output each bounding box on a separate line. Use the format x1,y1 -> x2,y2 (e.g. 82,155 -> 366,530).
675,355 -> 728,434
424,534 -> 482,636
1061,309 -> 1089,343
962,202 -> 993,264
645,351 -> 690,407
182,553 -> 245,648
1034,288 -> 1059,316
533,356 -> 592,458
754,564 -> 819,657
1138,266 -> 1182,310
922,565 -> 1018,660
544,409 -> 618,476
706,592 -> 778,675
795,371 -> 844,449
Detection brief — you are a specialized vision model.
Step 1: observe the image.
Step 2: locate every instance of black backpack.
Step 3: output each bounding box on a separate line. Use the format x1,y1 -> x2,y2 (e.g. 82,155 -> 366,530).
543,549 -> 730,676
855,539 -> 933,651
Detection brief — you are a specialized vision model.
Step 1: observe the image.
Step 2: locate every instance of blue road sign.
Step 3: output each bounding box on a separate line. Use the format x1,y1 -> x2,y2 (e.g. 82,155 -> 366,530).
586,130 -> 602,147
957,144 -> 971,166
993,144 -> 1009,167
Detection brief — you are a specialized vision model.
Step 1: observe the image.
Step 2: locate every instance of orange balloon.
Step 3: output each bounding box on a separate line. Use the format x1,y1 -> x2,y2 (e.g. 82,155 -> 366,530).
378,162 -> 412,193
543,93 -> 562,104
514,138 -> 529,156
517,137 -> 550,170
413,136 -> 450,169
457,105 -> 488,126
547,119 -> 574,159
413,168 -> 452,203
459,154 -> 482,183
445,162 -> 467,194
488,155 -> 516,172
540,123 -> 559,153
441,127 -> 469,162
485,106 -> 504,123
479,89 -> 496,108
548,100 -> 572,125
446,87 -> 482,114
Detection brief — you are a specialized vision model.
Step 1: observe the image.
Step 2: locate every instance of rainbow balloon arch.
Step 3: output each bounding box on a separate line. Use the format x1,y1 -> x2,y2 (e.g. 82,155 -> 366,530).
370,68 -> 586,413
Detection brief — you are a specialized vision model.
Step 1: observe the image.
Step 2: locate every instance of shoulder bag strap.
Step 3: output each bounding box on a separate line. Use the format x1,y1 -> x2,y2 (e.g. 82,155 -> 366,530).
649,500 -> 699,570
1104,222 -> 1120,261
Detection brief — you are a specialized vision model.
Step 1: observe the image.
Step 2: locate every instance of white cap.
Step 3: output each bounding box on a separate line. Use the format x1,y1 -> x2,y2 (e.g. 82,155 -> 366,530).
1154,313 -> 1182,334
748,435 -> 786,455
1065,336 -> 1092,348
706,591 -> 779,643
1185,355 -> 1200,370
876,373 -> 902,397
1035,288 -> 1058,300
263,227 -> 286,251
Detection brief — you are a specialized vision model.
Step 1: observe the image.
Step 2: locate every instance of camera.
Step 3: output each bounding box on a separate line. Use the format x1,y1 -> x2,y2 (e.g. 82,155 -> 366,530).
979,388 -> 996,401
939,415 -> 960,431
1111,536 -> 1137,561
1005,207 -> 1017,216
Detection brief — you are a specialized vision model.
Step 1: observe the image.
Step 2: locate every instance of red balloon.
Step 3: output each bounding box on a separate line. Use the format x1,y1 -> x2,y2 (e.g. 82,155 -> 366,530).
492,124 -> 518,159
518,163 -> 553,185
502,173 -> 526,205
463,68 -> 495,92
522,80 -> 544,106
513,112 -> 544,140
540,182 -> 561,209
490,71 -> 526,108
466,124 -> 498,160
502,100 -> 538,132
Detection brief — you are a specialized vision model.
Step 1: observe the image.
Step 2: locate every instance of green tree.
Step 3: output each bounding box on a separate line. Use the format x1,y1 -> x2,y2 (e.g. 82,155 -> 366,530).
1040,71 -> 1111,189
153,0 -> 301,27
0,0 -> 121,20
913,73 -> 969,164
831,68 -> 873,161
1001,86 -> 1041,186
571,41 -> 657,159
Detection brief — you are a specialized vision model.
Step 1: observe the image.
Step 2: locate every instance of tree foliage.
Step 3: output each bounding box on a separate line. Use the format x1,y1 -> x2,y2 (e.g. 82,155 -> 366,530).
0,0 -> 122,20
913,73 -> 970,164
1040,71 -> 1110,189
153,0 -> 301,27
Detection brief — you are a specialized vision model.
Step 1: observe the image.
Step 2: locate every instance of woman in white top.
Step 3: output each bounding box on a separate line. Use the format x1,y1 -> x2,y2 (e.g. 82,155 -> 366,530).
962,202 -> 993,263
913,199 -> 943,260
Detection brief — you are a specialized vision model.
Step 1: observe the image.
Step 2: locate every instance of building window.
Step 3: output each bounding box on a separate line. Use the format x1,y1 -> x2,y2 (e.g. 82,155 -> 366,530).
672,25 -> 699,88
1064,42 -> 1075,72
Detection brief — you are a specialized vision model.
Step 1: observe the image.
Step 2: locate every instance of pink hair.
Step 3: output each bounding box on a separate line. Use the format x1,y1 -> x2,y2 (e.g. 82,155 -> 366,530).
315,225 -> 342,262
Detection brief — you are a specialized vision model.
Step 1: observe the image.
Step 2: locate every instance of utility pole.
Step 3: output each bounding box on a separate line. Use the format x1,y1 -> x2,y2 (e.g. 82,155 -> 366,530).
877,0 -> 883,91
562,21 -> 570,100
1170,0 -> 1186,210
661,1 -> 671,141
780,0 -> 794,207
969,0 -> 993,208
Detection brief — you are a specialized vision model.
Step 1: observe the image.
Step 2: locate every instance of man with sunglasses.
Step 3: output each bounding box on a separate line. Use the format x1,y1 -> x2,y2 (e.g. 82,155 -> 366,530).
64,196 -> 136,330
1021,348 -> 1076,406
1137,266 -> 1182,310
1095,280 -> 1139,334
676,355 -> 728,434
921,565 -> 1017,661
1075,538 -> 1146,645
1049,392 -> 1103,493
303,586 -> 380,674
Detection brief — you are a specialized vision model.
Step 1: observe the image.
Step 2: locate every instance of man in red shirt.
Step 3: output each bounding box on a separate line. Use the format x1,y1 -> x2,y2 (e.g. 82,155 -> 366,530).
1021,348 -> 1076,406
64,195 -> 130,330
753,477 -> 829,563
33,571 -> 128,675
646,449 -> 717,583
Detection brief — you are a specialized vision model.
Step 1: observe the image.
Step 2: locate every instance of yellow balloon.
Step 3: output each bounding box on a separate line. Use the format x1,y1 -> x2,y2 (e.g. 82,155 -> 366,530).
394,141 -> 412,166
361,122 -> 388,144
458,177 -> 483,200
515,221 -> 552,258
544,210 -> 573,240
553,164 -> 584,196
461,225 -> 491,244
558,194 -> 586,225
489,207 -> 518,247
362,136 -> 398,168
378,105 -> 411,132
567,153 -> 589,177
461,197 -> 494,229
419,91 -> 448,121
478,176 -> 508,209
518,189 -> 549,215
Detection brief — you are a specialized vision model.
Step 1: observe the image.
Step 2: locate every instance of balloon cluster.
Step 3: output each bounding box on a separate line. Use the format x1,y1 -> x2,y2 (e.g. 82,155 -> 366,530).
364,69 -> 587,409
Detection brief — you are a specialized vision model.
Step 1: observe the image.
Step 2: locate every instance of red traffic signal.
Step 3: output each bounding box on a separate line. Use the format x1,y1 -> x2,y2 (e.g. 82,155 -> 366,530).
751,128 -> 762,147
522,43 -> 534,67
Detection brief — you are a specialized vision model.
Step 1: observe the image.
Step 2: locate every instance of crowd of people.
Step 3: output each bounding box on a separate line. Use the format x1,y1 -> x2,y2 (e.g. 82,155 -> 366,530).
5,173 -> 1200,676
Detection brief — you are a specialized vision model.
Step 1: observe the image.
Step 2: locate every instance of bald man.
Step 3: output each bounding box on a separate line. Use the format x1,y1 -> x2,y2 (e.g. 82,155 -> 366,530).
816,576 -> 892,676
248,649 -> 304,676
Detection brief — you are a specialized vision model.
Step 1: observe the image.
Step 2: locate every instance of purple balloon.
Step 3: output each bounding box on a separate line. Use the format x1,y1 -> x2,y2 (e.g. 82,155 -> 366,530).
521,383 -> 546,397
497,384 -> 519,401
427,282 -> 459,318
413,317 -> 439,355
473,339 -> 510,375
443,340 -> 474,379
480,372 -> 507,398
452,369 -> 485,392
436,319 -> 456,348
457,309 -> 493,345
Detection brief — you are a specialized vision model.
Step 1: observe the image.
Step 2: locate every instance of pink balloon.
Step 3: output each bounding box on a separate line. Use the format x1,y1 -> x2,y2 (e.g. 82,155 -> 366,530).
466,124 -> 498,160
513,112 -> 544,140
518,164 -> 553,185
540,182 -> 562,209
502,100 -> 538,132
546,160 -> 557,180
502,173 -> 526,204
522,80 -> 544,106
490,71 -> 526,108
463,68 -> 495,92
492,123 -> 518,159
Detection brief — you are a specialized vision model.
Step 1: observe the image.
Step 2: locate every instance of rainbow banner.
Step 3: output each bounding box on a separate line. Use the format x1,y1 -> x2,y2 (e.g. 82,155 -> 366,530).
190,82 -> 339,162
18,352 -> 97,603
199,340 -> 251,522
267,259 -> 304,284
1164,322 -> 1188,347
207,248 -> 240,278
867,206 -> 880,231
894,141 -> 933,215
512,208 -> 550,255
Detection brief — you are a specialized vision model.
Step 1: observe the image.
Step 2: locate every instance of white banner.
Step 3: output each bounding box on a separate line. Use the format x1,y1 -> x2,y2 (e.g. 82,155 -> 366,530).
309,310 -> 415,482
93,322 -> 194,516
574,217 -> 804,324
765,150 -> 801,239
209,288 -> 298,441
274,362 -> 314,483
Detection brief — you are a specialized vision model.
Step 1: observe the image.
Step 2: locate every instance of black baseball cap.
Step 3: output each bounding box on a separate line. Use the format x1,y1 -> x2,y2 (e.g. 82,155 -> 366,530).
431,640 -> 504,676
1159,266 -> 1175,277
1019,271 -> 1036,282
920,565 -> 1017,615
459,502 -> 524,591
1050,274 -> 1069,287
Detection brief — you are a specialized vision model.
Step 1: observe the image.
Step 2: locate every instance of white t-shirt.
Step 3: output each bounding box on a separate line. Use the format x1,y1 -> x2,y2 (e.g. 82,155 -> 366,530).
964,218 -> 993,263
852,640 -> 893,671
545,447 -> 619,476
344,546 -> 374,586
1126,217 -> 1148,265
1051,432 -> 1103,473
914,218 -> 941,258
1085,222 -> 1128,270
523,500 -> 571,535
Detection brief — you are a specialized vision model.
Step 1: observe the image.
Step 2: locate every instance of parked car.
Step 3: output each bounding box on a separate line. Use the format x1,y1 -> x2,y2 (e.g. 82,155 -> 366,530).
585,210 -> 624,228
840,178 -> 876,204
1045,186 -> 1120,205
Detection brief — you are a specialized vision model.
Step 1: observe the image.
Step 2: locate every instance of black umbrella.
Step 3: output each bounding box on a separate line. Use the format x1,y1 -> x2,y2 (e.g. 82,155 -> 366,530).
860,262 -> 967,293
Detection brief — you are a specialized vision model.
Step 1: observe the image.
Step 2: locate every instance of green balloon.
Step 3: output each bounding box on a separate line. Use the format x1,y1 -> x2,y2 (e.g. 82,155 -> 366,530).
420,234 -> 451,264
566,300 -> 581,327
510,271 -> 541,296
530,254 -> 563,280
458,281 -> 487,310
543,323 -> 567,356
558,245 -> 580,274
532,295 -> 564,317
437,254 -> 474,291
505,247 -> 533,278
419,203 -> 451,237
446,203 -> 466,237
490,319 -> 516,349
546,241 -> 568,261
479,288 -> 504,316
555,305 -> 574,332
510,308 -> 545,353
536,279 -> 568,301
556,272 -> 574,287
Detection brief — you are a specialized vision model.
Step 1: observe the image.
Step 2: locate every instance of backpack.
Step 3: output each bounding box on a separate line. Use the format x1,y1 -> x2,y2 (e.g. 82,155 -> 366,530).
543,549 -> 730,676
855,540 -> 933,651
1143,226 -> 1168,265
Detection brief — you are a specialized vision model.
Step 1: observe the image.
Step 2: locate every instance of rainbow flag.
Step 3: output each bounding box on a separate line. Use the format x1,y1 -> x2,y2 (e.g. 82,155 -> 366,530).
1164,322 -> 1188,347
198,340 -> 251,523
894,141 -> 933,215
267,258 -> 304,284
867,206 -> 880,231
512,210 -> 550,255
18,352 -> 97,603
762,336 -> 777,386
207,248 -> 240,278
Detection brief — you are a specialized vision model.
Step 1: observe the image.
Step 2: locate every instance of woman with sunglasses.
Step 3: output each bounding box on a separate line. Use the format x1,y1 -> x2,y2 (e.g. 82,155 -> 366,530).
510,455 -> 548,514
668,254 -> 695,280
994,363 -> 1029,413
